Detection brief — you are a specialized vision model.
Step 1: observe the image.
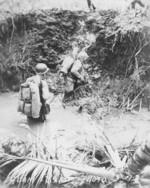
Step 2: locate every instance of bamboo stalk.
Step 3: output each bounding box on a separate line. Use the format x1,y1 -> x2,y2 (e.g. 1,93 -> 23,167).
2,153 -> 116,180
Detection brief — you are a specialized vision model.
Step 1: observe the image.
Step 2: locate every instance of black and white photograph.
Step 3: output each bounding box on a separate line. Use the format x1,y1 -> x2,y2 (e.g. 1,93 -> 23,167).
0,0 -> 150,187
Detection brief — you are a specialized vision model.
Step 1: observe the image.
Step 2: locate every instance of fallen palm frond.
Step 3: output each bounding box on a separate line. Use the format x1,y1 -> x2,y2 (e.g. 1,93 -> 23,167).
0,136 -> 63,187
1,149 -> 136,187
0,150 -> 117,188
0,108 -> 141,188
2,155 -> 62,187
0,123 -> 140,188
2,153 -> 116,178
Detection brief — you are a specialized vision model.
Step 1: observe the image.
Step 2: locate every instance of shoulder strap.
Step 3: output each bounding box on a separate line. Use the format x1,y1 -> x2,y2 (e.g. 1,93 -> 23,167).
39,79 -> 43,101
39,79 -> 46,106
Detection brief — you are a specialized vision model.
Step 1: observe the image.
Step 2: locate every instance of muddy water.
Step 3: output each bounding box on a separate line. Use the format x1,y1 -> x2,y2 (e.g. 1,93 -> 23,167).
0,92 -> 28,138
0,92 -> 84,137
0,92 -> 150,188
1,92 -> 150,147
0,92 -> 91,188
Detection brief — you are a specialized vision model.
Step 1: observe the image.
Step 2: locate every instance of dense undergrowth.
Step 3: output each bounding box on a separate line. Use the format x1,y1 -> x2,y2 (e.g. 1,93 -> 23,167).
0,9 -> 87,91
0,8 -> 150,111
0,7 -> 150,187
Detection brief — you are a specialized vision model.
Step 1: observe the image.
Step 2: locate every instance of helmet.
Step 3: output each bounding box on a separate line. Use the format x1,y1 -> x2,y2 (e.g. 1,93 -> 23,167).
35,63 -> 49,74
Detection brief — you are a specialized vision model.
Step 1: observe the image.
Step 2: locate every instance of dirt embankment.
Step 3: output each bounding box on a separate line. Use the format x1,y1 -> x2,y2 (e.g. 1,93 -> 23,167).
0,10 -> 87,91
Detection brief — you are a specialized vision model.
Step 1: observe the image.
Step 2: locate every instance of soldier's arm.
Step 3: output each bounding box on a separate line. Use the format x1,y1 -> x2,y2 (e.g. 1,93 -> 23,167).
42,80 -> 53,103
71,60 -> 84,81
60,56 -> 74,75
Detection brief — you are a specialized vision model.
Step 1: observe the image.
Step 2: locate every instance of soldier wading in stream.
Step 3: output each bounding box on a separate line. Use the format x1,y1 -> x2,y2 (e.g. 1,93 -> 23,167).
18,63 -> 53,122
59,42 -> 89,103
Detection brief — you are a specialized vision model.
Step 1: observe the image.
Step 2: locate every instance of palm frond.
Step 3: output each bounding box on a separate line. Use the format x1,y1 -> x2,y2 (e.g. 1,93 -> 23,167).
45,164 -> 53,185
3,148 -> 62,187
29,163 -> 48,187
4,158 -> 60,187
0,124 -> 129,187
5,160 -> 38,185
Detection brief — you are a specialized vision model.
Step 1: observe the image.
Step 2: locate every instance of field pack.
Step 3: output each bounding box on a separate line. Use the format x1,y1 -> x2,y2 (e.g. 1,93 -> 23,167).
18,81 -> 41,118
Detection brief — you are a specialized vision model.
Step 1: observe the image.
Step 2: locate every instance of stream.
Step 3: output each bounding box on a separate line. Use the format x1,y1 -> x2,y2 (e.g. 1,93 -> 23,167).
0,92 -> 150,188
1,92 -> 150,148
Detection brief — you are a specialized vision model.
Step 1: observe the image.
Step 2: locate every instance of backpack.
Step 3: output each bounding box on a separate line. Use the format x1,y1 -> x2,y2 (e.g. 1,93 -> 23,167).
18,80 -> 41,118
17,82 -> 32,117
64,77 -> 74,93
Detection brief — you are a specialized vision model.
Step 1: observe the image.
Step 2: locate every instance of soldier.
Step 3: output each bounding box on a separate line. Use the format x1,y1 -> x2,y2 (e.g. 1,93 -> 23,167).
18,63 -> 52,122
59,45 -> 88,103
86,0 -> 96,12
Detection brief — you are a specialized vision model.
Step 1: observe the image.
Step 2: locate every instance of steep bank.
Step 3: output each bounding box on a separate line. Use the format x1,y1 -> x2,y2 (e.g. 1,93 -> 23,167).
0,8 -> 150,111
0,10 -> 87,91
